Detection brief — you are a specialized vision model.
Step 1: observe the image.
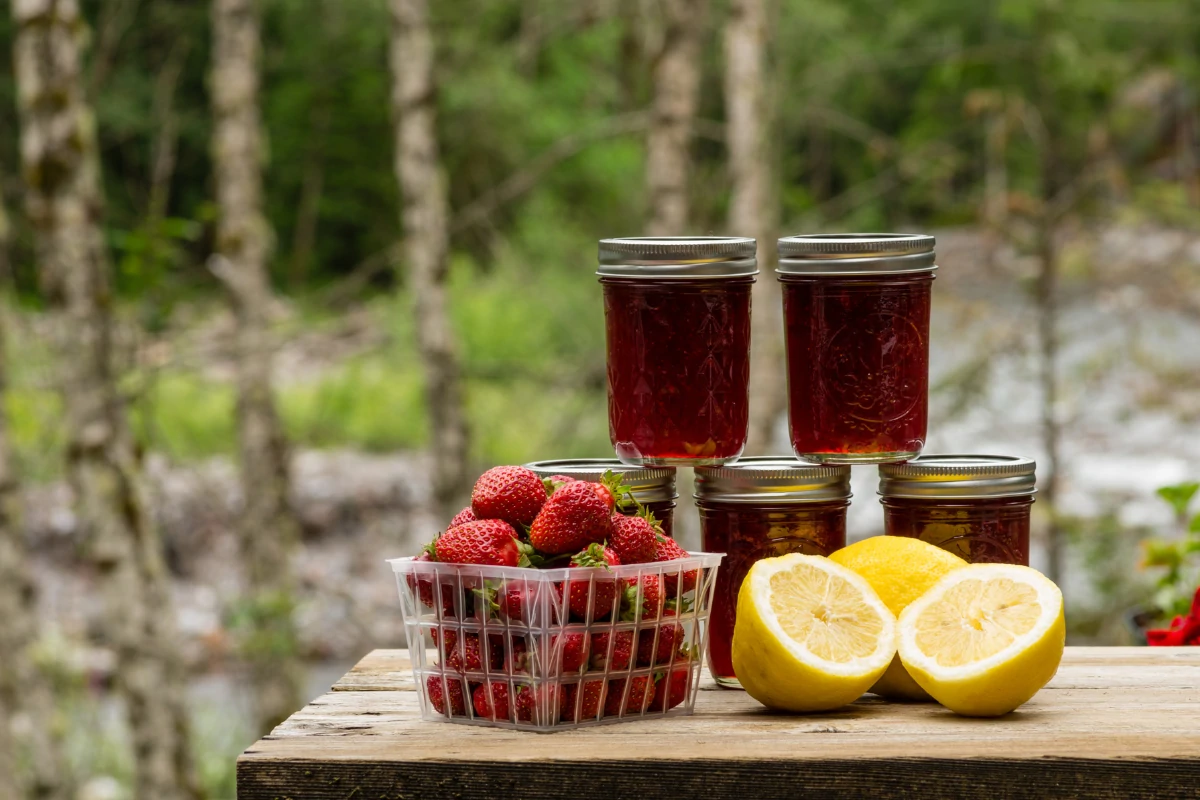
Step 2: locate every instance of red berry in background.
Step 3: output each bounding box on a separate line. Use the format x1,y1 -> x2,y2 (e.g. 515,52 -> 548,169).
560,679 -> 606,722
471,466 -> 548,528
589,629 -> 634,671
609,513 -> 659,564
622,573 -> 665,621
604,675 -> 655,717
647,666 -> 692,712
473,682 -> 513,720
637,610 -> 685,667
557,543 -> 622,620
435,520 -> 522,567
449,506 -> 477,528
529,480 -> 614,555
655,535 -> 698,595
427,675 -> 467,716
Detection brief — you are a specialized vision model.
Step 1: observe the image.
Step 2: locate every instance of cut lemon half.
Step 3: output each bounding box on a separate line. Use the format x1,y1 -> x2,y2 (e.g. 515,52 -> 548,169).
897,563 -> 1065,717
731,554 -> 896,712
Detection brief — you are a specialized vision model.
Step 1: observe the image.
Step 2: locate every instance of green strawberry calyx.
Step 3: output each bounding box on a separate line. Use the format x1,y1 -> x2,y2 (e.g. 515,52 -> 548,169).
570,542 -> 613,571
517,540 -> 544,569
422,538 -> 440,561
601,470 -> 636,511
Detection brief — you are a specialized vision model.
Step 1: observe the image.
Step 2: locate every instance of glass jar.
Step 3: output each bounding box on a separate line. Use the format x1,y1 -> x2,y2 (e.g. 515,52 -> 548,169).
777,234 -> 936,464
599,237 -> 757,466
695,457 -> 851,688
524,459 -> 678,537
879,455 -> 1037,565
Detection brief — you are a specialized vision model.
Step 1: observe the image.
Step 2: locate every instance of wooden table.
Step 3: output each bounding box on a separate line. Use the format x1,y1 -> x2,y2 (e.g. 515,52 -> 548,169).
238,647 -> 1200,799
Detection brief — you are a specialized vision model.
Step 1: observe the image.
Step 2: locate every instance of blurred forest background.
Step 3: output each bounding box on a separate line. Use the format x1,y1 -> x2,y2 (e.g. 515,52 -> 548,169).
2,0 -> 1200,797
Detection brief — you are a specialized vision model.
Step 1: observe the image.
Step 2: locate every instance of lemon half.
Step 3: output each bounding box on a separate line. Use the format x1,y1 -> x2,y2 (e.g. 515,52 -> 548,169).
897,563 -> 1065,717
731,554 -> 896,712
829,537 -> 967,701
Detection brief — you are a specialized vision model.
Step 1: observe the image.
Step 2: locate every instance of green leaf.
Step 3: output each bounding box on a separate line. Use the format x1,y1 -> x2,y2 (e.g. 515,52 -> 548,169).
1156,482 -> 1200,518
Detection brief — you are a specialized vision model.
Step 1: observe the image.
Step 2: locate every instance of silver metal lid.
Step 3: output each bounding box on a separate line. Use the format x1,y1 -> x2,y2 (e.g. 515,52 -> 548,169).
694,456 -> 852,504
525,458 -> 677,503
777,233 -> 937,275
597,236 -> 758,279
878,454 -> 1037,499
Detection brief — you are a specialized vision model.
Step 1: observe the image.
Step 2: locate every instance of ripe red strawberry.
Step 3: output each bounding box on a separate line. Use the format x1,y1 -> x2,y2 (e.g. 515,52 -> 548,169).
449,506 -> 477,528
445,633 -> 504,673
637,612 -> 685,667
560,679 -> 606,722
434,520 -> 523,567
655,536 -> 698,595
557,543 -> 622,620
529,480 -> 613,555
505,636 -> 530,674
590,471 -> 629,512
647,666 -> 692,712
589,629 -> 634,671
604,676 -> 655,716
473,681 -> 513,720
513,683 -> 558,723
494,582 -> 530,623
609,512 -> 660,564
622,573 -> 665,621
432,625 -> 457,659
427,675 -> 467,716
552,632 -> 590,674
471,466 -> 548,527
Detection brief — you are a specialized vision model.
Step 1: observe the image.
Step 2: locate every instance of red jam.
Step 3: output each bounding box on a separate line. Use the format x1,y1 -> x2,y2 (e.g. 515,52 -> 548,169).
699,500 -> 847,685
603,278 -> 753,465
781,273 -> 932,462
882,496 -> 1033,565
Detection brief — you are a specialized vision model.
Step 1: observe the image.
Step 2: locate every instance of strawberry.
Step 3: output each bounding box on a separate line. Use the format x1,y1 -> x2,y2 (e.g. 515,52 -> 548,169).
432,625 -> 457,659
513,683 -> 558,723
473,682 -> 513,720
552,632 -> 590,674
604,676 -> 655,716
608,511 -> 660,564
494,582 -> 530,623
557,543 -> 623,620
622,573 -> 665,621
427,675 -> 467,716
543,475 -> 576,493
445,633 -> 504,673
434,520 -> 525,567
637,610 -> 685,667
449,506 -> 477,528
590,470 -> 630,512
655,535 -> 698,595
560,679 -> 606,722
589,629 -> 634,671
471,466 -> 548,528
505,636 -> 530,674
529,480 -> 613,555
647,665 -> 692,712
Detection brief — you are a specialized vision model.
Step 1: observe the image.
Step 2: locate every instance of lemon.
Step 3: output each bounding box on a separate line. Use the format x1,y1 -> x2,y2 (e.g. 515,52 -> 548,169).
731,553 -> 896,712
829,537 -> 967,701
897,563 -> 1065,717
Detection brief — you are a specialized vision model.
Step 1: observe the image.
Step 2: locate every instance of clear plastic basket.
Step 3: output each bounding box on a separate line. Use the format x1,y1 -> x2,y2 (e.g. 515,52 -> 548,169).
389,552 -> 723,732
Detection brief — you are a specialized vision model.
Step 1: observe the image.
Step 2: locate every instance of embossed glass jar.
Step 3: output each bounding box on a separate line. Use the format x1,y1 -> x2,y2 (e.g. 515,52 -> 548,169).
599,237 -> 756,466
525,459 -> 679,537
879,455 -> 1037,565
695,458 -> 851,687
778,233 -> 935,464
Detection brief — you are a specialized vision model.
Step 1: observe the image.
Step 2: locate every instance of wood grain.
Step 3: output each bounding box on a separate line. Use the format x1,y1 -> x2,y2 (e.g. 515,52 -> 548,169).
239,647 -> 1200,799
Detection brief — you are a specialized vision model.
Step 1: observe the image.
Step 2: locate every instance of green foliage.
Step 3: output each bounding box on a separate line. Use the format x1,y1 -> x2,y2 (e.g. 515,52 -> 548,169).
1142,481 -> 1200,618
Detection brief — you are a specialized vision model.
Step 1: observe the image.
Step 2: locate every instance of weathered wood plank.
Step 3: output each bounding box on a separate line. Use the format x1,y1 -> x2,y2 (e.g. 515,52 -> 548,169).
240,647 -> 1200,800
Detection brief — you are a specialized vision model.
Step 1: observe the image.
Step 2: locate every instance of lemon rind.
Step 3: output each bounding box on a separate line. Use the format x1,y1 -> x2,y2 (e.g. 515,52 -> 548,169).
897,563 -> 1063,681
747,553 -> 897,678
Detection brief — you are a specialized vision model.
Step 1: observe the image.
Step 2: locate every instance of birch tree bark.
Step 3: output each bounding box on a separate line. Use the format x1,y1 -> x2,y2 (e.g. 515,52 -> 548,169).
12,2 -> 199,798
210,0 -> 303,734
645,0 -> 707,235
0,181 -> 70,800
389,0 -> 470,519
725,0 -> 783,452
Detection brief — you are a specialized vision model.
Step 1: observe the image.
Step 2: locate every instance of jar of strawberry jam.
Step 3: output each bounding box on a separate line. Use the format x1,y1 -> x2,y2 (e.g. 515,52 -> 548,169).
777,233 -> 935,464
524,459 -> 678,537
599,237 -> 756,466
879,455 -> 1037,565
695,457 -> 851,687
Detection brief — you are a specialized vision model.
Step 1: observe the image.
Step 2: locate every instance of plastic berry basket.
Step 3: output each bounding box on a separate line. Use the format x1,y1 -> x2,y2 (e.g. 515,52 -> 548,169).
388,552 -> 723,732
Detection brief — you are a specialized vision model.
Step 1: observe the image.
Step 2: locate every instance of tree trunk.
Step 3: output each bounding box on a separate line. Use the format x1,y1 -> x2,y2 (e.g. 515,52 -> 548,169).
210,0 -> 303,735
725,0 -> 782,453
645,0 -> 707,236
0,192 -> 70,800
389,0 -> 471,521
12,2 -> 199,799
